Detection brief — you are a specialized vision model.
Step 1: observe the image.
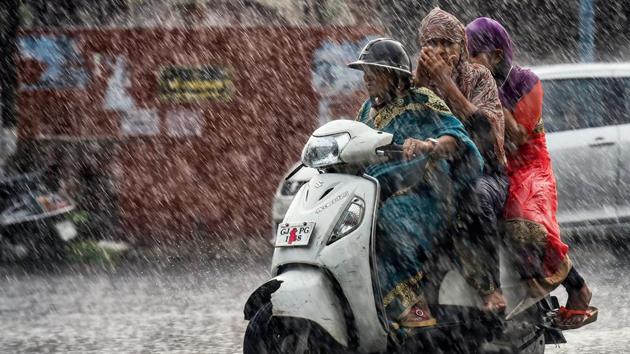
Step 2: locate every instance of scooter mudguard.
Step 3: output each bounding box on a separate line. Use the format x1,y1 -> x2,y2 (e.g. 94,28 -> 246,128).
247,267 -> 349,348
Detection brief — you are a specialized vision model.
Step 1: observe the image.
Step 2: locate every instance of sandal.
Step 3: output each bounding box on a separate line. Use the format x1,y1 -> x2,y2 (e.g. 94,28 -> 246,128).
398,303 -> 437,328
554,306 -> 598,330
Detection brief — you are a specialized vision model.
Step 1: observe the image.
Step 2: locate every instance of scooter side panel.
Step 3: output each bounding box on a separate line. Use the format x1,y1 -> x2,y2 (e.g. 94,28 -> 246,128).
271,174 -> 387,353
319,178 -> 388,353
438,268 -> 484,308
271,174 -> 366,272
270,267 -> 349,347
438,248 -> 531,316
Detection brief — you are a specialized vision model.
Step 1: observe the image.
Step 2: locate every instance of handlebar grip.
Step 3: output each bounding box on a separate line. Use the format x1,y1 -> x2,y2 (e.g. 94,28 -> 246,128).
376,144 -> 406,160
376,144 -> 404,153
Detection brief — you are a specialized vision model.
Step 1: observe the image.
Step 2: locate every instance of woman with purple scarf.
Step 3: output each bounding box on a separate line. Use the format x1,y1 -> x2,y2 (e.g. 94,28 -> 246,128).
466,17 -> 597,330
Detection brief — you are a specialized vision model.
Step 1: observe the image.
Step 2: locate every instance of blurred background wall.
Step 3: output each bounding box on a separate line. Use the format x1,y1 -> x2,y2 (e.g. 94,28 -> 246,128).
4,0 -> 629,244
15,0 -> 630,63
12,25 -> 377,244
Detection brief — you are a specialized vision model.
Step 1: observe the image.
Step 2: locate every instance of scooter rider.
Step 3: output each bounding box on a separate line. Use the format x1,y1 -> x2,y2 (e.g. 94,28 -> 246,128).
349,38 -> 483,329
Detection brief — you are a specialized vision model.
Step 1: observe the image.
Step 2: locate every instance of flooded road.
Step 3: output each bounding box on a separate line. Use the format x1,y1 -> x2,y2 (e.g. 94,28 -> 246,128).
547,243 -> 629,354
0,257 -> 270,354
0,243 -> 626,353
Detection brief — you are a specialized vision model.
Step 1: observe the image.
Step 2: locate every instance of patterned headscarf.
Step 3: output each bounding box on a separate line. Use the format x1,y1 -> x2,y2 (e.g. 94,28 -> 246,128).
419,7 -> 469,62
418,8 -> 506,167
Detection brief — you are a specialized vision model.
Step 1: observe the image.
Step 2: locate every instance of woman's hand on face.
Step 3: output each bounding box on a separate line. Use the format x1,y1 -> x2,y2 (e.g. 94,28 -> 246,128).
420,47 -> 455,87
403,138 -> 429,160
414,57 -> 431,88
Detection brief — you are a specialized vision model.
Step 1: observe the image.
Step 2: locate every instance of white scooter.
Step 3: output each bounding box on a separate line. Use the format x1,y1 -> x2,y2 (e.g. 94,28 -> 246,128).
244,119 -> 565,353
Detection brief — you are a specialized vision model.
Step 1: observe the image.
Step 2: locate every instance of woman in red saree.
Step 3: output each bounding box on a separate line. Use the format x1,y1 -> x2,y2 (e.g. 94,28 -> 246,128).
466,17 -> 597,329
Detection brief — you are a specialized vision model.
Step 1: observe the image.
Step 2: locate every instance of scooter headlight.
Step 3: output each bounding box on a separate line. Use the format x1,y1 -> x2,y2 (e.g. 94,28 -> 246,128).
301,133 -> 350,168
328,197 -> 364,245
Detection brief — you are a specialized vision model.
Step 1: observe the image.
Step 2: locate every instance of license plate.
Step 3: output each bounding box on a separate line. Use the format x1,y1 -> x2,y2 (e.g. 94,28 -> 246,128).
275,222 -> 315,247
54,221 -> 77,241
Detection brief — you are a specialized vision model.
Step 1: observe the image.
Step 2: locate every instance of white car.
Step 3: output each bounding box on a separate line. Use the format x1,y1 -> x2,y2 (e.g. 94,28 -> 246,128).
532,63 -> 630,236
271,163 -> 318,237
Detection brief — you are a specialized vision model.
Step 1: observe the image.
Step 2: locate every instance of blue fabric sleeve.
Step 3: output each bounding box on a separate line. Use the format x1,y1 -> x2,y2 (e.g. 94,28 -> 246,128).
364,113 -> 435,197
356,100 -> 371,123
365,111 -> 483,198
429,113 -> 484,188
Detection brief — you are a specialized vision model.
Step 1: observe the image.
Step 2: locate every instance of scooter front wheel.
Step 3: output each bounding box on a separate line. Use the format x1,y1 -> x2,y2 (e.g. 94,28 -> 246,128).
243,302 -> 343,354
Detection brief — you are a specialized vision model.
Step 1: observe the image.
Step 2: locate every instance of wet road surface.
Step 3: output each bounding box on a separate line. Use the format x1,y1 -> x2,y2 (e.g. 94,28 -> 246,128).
0,258 -> 270,354
546,243 -> 629,353
0,243 -> 626,353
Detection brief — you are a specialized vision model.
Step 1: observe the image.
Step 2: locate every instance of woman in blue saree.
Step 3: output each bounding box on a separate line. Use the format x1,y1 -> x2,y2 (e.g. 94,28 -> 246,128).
348,38 -> 483,328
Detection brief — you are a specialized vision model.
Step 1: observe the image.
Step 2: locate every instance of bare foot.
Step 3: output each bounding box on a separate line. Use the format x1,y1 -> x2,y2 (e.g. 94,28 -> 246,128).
564,284 -> 592,326
483,289 -> 507,313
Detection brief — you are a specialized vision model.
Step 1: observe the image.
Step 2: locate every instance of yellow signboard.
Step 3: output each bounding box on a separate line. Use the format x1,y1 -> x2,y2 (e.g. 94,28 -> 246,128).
159,65 -> 233,102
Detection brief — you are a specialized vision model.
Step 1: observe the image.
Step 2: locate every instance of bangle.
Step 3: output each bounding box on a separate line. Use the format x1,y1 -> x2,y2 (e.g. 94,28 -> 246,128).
426,138 -> 439,153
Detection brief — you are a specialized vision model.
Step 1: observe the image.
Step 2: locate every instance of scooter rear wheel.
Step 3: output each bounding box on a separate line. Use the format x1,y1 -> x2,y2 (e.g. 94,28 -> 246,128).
243,302 -> 343,354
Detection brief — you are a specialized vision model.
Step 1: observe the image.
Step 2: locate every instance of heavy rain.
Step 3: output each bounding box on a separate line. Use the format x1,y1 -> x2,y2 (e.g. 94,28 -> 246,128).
0,1 -> 628,353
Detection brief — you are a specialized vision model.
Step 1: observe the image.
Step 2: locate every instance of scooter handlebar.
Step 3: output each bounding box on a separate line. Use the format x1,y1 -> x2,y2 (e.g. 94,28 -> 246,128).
376,144 -> 406,160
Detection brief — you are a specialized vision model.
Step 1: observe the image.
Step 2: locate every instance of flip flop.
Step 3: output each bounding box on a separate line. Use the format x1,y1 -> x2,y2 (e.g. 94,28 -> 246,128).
554,306 -> 598,330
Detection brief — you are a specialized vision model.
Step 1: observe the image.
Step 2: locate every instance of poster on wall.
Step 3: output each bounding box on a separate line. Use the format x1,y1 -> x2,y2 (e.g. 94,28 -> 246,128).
158,65 -> 233,102
19,34 -> 90,90
121,109 -> 159,136
165,109 -> 204,137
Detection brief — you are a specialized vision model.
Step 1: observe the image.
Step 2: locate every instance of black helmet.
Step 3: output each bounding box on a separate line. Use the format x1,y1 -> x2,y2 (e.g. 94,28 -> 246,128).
348,38 -> 412,76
